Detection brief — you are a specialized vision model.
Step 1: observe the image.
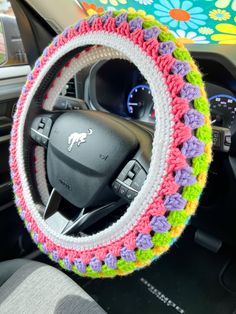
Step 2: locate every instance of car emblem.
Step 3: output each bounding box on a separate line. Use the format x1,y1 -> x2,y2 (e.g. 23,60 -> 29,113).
68,129 -> 93,152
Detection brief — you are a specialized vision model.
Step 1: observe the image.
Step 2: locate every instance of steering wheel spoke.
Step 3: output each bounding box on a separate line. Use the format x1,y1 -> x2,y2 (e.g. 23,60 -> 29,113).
43,188 -> 62,219
43,187 -> 127,235
62,199 -> 126,235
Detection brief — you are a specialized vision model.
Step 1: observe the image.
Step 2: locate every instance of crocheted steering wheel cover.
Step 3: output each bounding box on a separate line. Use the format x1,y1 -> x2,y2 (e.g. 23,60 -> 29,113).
10,11 -> 212,278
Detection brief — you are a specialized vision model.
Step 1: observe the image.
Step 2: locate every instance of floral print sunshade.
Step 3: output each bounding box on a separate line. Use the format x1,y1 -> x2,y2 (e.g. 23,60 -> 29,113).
81,0 -> 236,44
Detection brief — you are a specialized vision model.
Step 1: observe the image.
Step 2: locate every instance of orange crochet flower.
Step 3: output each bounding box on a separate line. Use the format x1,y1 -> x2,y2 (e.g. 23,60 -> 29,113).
82,2 -> 105,16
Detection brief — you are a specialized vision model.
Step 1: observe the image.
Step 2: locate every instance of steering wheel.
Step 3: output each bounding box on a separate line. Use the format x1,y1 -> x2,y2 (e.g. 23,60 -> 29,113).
10,11 -> 212,278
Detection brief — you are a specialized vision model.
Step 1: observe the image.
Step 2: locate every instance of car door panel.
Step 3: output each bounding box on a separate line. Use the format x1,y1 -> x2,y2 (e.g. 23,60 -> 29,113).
0,67 -> 35,260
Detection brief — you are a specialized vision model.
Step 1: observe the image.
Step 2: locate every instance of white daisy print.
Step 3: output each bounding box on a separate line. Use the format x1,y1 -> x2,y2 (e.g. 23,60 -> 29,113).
171,30 -> 210,44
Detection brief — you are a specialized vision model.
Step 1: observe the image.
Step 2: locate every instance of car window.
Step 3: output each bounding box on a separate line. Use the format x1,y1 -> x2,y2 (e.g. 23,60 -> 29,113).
0,15 -> 5,64
0,0 -> 28,67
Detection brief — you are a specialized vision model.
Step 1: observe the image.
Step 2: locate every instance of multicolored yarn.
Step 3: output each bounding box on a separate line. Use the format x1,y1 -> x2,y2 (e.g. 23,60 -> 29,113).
10,10 -> 212,278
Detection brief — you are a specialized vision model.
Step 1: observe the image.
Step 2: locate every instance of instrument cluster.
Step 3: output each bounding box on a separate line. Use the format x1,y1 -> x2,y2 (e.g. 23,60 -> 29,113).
87,59 -> 236,129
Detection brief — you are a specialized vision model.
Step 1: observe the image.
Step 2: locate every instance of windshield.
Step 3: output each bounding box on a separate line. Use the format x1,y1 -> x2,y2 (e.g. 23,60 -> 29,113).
80,0 -> 236,44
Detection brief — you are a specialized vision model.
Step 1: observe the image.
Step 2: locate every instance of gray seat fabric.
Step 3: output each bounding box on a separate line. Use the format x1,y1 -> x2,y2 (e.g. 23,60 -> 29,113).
0,259 -> 106,314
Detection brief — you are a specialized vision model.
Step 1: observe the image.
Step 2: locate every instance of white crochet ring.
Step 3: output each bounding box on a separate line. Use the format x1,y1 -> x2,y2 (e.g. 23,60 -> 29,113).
10,11 -> 212,278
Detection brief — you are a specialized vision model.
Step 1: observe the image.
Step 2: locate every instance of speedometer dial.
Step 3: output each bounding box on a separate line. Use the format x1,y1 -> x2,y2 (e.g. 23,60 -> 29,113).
209,94 -> 236,128
127,84 -> 152,119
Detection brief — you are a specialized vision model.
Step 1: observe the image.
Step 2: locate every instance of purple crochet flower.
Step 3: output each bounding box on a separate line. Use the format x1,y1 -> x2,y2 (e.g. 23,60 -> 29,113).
164,193 -> 187,211
52,250 -> 59,263
105,253 -> 117,269
184,109 -> 204,129
52,36 -> 59,46
27,73 -> 33,81
101,11 -> 113,24
13,185 -> 18,194
89,257 -> 102,272
115,12 -> 128,27
159,41 -> 175,55
181,136 -> 204,158
63,257 -> 72,270
42,244 -> 48,254
175,167 -> 196,186
21,85 -> 28,94
143,26 -> 160,41
88,14 -> 98,26
129,17 -> 143,32
19,210 -> 25,219
150,216 -> 171,233
35,59 -> 41,68
33,233 -> 38,244
74,259 -> 86,273
75,21 -> 82,31
42,47 -> 48,58
120,247 -> 136,262
180,84 -> 200,101
26,222 -> 32,232
171,60 -> 191,76
62,27 -> 70,37
136,234 -> 153,250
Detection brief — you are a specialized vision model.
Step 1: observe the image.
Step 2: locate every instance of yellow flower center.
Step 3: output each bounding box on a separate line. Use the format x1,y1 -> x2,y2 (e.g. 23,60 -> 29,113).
177,38 -> 195,44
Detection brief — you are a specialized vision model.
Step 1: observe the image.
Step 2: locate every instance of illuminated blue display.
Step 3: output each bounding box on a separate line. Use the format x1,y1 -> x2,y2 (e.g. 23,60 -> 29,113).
127,84 -> 151,114
209,94 -> 236,103
209,93 -> 236,128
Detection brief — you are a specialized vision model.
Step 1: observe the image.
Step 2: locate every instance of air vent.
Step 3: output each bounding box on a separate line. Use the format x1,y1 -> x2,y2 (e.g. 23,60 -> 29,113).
65,78 -> 77,98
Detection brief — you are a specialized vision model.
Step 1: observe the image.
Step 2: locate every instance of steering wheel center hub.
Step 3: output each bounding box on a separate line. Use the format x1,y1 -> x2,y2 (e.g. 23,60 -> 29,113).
47,110 -> 138,208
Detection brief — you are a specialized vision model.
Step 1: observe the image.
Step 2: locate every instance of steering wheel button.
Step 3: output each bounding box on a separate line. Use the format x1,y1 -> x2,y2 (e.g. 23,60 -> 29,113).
42,137 -> 48,146
118,161 -> 135,181
124,178 -> 133,186
112,181 -> 121,192
35,134 -> 42,144
41,117 -> 48,123
126,190 -> 137,201
133,163 -> 141,174
127,171 -> 135,180
39,122 -> 45,129
119,186 -> 128,196
131,169 -> 146,191
44,120 -> 53,136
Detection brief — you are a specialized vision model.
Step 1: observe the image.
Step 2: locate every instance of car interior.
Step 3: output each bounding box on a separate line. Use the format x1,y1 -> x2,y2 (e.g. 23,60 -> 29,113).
0,0 -> 236,313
